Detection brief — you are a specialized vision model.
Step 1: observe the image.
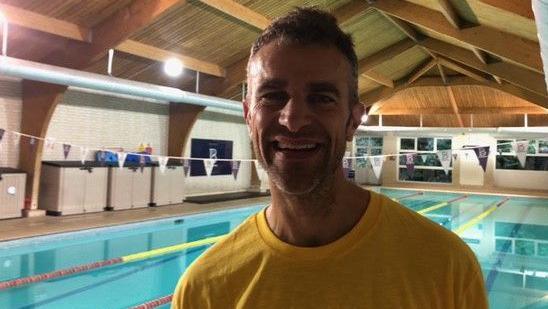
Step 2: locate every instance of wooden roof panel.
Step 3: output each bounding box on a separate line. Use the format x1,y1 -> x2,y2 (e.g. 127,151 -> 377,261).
129,1 -> 260,67
373,46 -> 430,80
1,0 -> 133,27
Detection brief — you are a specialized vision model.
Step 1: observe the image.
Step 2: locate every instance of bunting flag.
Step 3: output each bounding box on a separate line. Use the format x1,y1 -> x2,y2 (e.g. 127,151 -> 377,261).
231,160 -> 241,180
437,150 -> 452,175
62,144 -> 71,159
29,137 -> 36,149
80,147 -> 88,164
420,154 -> 428,163
204,159 -> 215,176
45,137 -> 56,150
369,155 -> 384,180
183,159 -> 190,176
473,146 -> 490,172
452,153 -> 458,160
11,132 -> 20,146
512,140 -> 529,168
117,152 -> 128,169
405,153 -> 415,176
158,156 -> 169,174
0,128 -> 4,144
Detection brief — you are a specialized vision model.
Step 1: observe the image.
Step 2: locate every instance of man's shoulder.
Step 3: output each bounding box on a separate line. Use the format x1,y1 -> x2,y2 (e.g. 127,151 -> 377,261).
183,211 -> 263,283
374,191 -> 475,258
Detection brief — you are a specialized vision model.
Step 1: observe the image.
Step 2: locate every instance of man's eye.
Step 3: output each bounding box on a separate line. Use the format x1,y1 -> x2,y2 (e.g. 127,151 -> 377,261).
259,92 -> 288,105
309,94 -> 336,105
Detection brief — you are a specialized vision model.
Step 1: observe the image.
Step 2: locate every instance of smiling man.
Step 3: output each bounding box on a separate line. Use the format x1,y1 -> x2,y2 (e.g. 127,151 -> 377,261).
172,8 -> 487,309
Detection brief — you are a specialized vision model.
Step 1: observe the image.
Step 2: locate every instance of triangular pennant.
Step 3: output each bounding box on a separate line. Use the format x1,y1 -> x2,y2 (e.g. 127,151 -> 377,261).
183,159 -> 190,176
253,160 -> 265,176
29,137 -> 36,149
158,156 -> 169,174
231,160 -> 241,180
473,146 -> 490,172
405,153 -> 415,176
45,137 -> 56,150
437,150 -> 452,175
420,154 -> 428,163
62,144 -> 71,159
0,128 -> 5,143
80,147 -> 88,164
11,132 -> 20,146
369,155 -> 384,179
204,159 -> 215,176
512,140 -> 529,168
452,153 -> 458,160
117,152 -> 128,169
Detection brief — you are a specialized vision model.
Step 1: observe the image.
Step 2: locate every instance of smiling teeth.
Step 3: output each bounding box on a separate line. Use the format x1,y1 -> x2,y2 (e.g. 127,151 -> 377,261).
278,142 -> 316,150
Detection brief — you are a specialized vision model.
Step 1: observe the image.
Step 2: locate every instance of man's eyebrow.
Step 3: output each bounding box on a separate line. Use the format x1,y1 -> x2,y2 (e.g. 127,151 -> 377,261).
257,79 -> 287,92
308,82 -> 340,97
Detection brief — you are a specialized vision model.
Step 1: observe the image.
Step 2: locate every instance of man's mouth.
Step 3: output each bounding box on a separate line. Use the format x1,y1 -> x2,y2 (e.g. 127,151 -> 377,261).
273,141 -> 320,151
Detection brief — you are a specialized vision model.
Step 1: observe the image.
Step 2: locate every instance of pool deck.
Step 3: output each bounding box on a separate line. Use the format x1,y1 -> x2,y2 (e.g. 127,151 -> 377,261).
0,196 -> 271,242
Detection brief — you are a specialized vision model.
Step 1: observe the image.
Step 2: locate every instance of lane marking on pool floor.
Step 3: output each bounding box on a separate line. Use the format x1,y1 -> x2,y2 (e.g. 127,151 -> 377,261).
0,235 -> 226,290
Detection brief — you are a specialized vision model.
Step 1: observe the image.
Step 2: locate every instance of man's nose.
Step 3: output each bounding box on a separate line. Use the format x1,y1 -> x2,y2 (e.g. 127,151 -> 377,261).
278,97 -> 312,132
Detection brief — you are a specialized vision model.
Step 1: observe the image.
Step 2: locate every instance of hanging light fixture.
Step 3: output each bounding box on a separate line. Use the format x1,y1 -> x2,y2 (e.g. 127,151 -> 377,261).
163,58 -> 184,77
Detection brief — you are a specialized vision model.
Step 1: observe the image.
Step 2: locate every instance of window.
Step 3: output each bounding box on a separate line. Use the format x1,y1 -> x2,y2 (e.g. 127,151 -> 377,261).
496,139 -> 548,171
354,136 -> 383,167
398,137 -> 453,183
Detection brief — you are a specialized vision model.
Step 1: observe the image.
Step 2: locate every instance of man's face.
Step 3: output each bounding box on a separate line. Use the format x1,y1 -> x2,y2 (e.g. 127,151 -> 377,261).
244,43 -> 363,195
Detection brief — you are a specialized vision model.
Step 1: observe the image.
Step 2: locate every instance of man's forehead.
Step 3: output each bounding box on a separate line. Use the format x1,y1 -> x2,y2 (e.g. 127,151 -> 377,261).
247,42 -> 350,80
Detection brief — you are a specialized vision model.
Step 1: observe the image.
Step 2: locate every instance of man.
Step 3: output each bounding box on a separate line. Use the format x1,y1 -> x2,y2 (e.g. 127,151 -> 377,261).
173,8 -> 487,309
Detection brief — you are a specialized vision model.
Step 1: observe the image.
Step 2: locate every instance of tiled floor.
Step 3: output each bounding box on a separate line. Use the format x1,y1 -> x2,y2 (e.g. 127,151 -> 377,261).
0,196 -> 271,242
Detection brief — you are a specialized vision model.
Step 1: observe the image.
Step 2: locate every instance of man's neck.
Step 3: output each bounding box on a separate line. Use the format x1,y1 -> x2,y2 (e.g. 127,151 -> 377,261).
265,173 -> 369,247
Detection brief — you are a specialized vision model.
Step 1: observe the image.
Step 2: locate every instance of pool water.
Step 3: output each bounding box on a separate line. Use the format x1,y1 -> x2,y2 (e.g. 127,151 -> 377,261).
0,189 -> 547,308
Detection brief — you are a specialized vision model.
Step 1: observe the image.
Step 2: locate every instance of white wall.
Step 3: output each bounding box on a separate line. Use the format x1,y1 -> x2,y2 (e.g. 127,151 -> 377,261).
0,79 -> 254,196
0,78 -> 22,168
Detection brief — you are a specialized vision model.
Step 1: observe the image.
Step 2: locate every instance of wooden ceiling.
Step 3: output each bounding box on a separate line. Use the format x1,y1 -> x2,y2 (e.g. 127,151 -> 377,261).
0,0 -> 546,127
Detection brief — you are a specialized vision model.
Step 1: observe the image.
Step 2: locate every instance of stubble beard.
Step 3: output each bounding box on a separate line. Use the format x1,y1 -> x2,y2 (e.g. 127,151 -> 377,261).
252,130 -> 347,213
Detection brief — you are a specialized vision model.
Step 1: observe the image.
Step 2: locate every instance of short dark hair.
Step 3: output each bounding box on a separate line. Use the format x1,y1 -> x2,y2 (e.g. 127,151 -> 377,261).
247,7 -> 359,104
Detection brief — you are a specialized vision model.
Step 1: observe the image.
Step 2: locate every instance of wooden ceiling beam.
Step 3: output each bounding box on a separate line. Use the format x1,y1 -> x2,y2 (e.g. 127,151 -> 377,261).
372,0 -> 543,74
479,0 -> 534,20
437,0 -> 461,29
363,71 -> 394,88
437,57 -> 490,83
198,0 -> 271,30
333,0 -> 373,25
0,3 -> 90,42
371,106 -> 547,115
116,40 -> 226,77
406,59 -> 438,85
358,39 -> 416,74
421,37 -> 547,97
446,86 -> 464,127
437,63 -> 448,84
376,11 -> 422,42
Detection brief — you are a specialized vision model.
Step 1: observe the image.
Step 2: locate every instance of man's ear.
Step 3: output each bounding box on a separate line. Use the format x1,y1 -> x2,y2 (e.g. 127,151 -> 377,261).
346,102 -> 364,141
243,98 -> 252,137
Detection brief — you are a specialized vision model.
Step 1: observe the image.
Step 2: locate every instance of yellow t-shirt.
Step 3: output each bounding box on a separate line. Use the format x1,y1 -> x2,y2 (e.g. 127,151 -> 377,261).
172,191 -> 487,309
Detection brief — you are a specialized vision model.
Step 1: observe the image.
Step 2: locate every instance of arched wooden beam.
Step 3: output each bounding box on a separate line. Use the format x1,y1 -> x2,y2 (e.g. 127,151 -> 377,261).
360,76 -> 548,109
19,81 -> 67,216
168,104 -> 206,157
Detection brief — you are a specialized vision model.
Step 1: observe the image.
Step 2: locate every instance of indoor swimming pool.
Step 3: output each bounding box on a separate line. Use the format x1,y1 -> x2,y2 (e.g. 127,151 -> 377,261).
0,189 -> 546,308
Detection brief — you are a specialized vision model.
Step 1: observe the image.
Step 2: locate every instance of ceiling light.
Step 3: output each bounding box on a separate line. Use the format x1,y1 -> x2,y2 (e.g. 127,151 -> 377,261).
163,58 -> 183,77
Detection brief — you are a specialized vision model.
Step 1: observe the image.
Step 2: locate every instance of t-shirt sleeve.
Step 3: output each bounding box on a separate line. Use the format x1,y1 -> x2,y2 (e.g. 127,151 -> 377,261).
171,273 -> 204,309
458,256 -> 489,309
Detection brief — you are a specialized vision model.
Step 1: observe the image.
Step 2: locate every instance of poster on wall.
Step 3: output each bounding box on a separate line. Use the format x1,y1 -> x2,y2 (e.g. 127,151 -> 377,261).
190,138 -> 233,176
